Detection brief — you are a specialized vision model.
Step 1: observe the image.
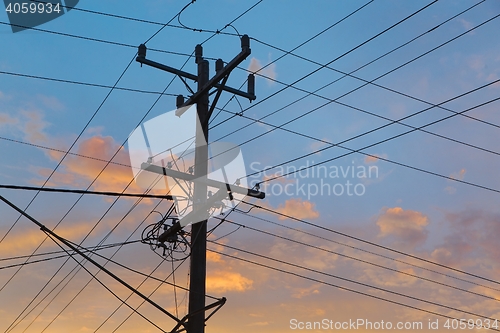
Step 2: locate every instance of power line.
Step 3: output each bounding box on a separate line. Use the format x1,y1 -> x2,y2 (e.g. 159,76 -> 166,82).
244,201 -> 500,287
213,8 -> 500,150
0,21 -> 193,57
5,181 -> 164,333
0,194 -> 183,331
0,69 -> 178,95
246,1 -> 497,130
4,2 -> 484,177
5,2 -> 265,329
194,5 -> 500,178
0,4 -> 197,328
97,256 -> 188,333
35,0 -> 236,36
215,82 -> 500,194
0,55 -> 137,298
212,241 -> 500,321
252,94 -> 500,192
0,184 -> 175,200
208,248 -> 500,331
221,91 -> 500,163
216,0 -> 438,124
216,216 -> 499,301
0,240 -> 140,268
232,210 -> 500,293
44,234 -> 171,333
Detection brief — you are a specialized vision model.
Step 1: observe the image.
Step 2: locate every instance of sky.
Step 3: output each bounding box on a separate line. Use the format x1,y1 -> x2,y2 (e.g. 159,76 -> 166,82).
1,0 -> 500,332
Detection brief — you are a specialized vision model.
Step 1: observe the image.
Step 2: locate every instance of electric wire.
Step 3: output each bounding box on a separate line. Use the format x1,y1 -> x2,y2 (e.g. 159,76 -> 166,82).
206,6 -> 500,176
2,0 -> 492,326
36,193 -> 170,333
196,13 -> 500,193
208,248 -> 500,332
0,184 -> 175,200
2,2 -> 477,172
0,21 -> 193,57
212,241 -> 500,322
7,182 -> 164,333
60,0 -> 237,37
212,9 -> 500,151
243,201 -> 500,287
252,94 -> 500,192
1,4 -> 196,329
207,0 -> 374,124
107,257 -> 189,333
0,194 -> 180,332
213,0 -> 439,125
0,69 -> 178,96
0,55 -> 137,312
244,1 -> 496,130
2,2 -> 494,197
186,3 -> 500,182
232,209 -> 500,293
0,240 -> 141,270
44,233 -> 171,333
215,216 -> 500,301
105,216 -> 208,333
219,81 -> 500,162
8,3 -> 266,328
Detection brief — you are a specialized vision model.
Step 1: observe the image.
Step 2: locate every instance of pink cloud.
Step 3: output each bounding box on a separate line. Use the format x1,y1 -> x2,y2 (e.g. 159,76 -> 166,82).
376,207 -> 429,249
267,198 -> 320,221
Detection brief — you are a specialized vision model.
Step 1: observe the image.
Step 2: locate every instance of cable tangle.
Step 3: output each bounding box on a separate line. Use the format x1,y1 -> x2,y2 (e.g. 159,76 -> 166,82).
141,210 -> 191,262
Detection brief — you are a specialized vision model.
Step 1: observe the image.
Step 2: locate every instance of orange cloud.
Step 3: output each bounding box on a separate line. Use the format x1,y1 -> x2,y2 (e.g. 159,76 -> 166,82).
0,112 -> 18,126
20,109 -> 49,143
364,153 -> 387,164
449,168 -> 466,181
38,135 -> 144,194
206,270 -> 253,293
376,207 -> 428,248
269,198 -> 319,220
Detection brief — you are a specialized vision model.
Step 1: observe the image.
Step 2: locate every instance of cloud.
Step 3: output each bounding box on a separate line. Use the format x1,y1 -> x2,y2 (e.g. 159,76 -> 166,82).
458,18 -> 474,32
0,112 -> 18,127
290,284 -> 321,299
376,207 -> 429,249
20,109 -> 49,143
206,270 -> 253,293
449,168 -> 466,181
445,168 -> 466,194
307,139 -> 329,155
33,135 -> 142,195
431,209 -> 500,268
0,109 -> 49,143
247,321 -> 269,327
36,94 -> 65,111
268,198 -> 320,220
364,153 -> 387,164
248,57 -> 277,84
0,222 -> 97,256
0,90 -> 8,101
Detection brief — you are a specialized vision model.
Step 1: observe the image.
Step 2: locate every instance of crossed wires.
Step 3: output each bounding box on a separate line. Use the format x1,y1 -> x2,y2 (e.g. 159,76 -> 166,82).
1,0 -> 266,331
0,0 -> 498,328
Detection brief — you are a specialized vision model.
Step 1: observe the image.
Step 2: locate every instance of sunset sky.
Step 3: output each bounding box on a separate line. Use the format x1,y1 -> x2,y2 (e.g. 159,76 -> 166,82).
1,0 -> 500,332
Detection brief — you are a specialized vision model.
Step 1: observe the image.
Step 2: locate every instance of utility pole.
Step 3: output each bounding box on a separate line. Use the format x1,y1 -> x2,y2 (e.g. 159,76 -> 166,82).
189,48 -> 209,333
136,35 -> 264,333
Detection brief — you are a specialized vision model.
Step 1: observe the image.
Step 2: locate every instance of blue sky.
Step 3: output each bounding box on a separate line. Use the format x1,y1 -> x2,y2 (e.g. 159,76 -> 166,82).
1,1 -> 500,332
